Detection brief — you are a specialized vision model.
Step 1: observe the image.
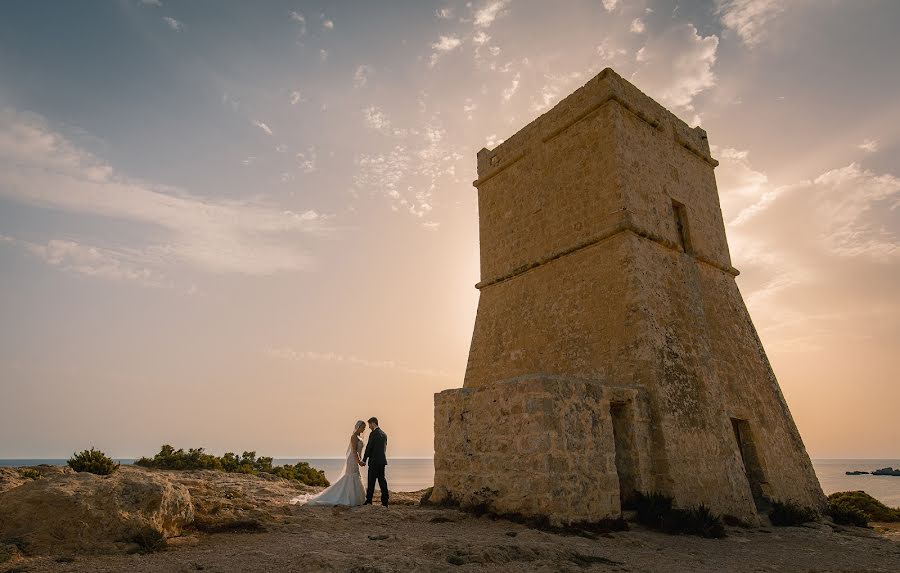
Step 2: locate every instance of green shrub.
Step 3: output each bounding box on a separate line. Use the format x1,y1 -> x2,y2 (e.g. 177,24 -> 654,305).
633,492 -> 725,538
135,445 -> 329,487
769,500 -> 818,526
18,468 -> 41,481
827,491 -> 900,523
828,500 -> 869,527
67,448 -> 118,475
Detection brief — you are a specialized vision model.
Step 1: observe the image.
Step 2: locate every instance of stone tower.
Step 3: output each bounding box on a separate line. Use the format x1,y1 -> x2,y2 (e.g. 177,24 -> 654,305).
432,68 -> 825,525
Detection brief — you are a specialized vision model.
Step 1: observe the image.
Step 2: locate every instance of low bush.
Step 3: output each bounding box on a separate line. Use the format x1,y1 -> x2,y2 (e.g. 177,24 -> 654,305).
67,448 -> 118,475
135,445 -> 329,487
18,468 -> 41,481
827,491 -> 900,523
769,499 -> 818,526
633,492 -> 725,538
828,500 -> 869,527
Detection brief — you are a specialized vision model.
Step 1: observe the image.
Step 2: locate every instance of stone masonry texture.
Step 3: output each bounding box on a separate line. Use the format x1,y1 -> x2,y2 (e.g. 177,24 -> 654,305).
432,68 -> 826,526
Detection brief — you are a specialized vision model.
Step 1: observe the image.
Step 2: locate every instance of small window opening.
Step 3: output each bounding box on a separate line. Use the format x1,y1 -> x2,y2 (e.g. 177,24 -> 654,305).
672,199 -> 693,254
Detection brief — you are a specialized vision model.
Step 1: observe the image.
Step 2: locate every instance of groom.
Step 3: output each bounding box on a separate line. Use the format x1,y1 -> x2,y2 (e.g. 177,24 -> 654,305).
362,416 -> 389,506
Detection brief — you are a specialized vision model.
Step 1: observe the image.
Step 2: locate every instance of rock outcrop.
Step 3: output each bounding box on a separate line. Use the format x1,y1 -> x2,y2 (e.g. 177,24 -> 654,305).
0,466 -> 193,555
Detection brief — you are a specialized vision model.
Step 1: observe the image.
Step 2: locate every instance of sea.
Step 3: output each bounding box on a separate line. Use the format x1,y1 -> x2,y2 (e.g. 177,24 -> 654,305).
2,458 -> 898,506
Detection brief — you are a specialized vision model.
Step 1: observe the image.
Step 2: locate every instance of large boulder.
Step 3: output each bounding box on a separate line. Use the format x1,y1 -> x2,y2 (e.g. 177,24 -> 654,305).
0,465 -> 193,555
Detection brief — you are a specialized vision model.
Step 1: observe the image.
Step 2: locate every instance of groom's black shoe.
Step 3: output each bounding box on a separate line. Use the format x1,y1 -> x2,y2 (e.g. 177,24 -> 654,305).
362,501 -> 372,505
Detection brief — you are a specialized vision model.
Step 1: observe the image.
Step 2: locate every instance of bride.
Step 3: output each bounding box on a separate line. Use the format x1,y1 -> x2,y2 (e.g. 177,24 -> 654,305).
291,420 -> 366,506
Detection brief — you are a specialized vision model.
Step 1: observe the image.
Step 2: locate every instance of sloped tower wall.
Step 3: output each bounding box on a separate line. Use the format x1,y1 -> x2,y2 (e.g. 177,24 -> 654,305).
432,68 -> 825,525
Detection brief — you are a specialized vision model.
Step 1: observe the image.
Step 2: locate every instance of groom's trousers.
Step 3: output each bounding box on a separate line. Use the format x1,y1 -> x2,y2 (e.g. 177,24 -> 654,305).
366,463 -> 389,506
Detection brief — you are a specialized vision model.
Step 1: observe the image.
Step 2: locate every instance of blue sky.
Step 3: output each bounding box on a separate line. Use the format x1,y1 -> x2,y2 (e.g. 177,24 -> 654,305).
1,0 -> 898,458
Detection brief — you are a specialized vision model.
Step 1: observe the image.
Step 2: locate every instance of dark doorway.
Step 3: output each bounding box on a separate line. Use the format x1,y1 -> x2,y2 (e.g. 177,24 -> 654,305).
610,402 -> 639,509
672,199 -> 693,254
731,418 -> 769,512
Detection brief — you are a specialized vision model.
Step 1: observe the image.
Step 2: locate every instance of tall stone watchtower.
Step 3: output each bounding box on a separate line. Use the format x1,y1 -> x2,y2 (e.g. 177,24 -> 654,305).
432,68 -> 825,525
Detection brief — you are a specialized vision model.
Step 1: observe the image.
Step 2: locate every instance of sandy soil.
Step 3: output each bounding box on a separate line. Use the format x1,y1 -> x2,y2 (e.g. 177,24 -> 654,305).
3,491 -> 899,573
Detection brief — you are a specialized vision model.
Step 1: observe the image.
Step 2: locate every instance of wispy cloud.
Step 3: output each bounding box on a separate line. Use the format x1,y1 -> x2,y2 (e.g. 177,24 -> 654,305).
162,16 -> 183,31
3,236 -> 166,287
429,35 -> 463,67
632,23 -> 718,111
474,0 -> 510,28
858,139 -> 879,153
265,347 -> 453,378
289,90 -> 305,105
602,0 -> 619,12
140,0 -> 162,7
252,120 -> 273,135
290,11 -> 307,36
630,18 -> 646,34
716,0 -> 785,47
354,64 -> 374,89
0,108 -> 327,276
322,19 -> 334,30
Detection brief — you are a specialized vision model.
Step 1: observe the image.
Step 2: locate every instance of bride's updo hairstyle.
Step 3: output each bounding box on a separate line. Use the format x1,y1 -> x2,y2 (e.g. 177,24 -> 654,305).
354,420 -> 366,432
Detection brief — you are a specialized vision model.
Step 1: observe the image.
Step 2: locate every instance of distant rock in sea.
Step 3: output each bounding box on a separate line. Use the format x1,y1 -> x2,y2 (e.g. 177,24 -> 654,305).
871,467 -> 900,476
845,471 -> 870,475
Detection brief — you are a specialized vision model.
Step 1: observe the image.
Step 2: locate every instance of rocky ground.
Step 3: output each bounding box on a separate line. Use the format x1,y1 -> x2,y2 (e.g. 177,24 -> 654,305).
1,466 -> 899,573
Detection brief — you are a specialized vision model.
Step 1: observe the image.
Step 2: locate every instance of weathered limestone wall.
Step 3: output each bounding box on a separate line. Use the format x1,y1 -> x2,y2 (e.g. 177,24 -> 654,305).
434,68 -> 825,525
432,376 -> 654,524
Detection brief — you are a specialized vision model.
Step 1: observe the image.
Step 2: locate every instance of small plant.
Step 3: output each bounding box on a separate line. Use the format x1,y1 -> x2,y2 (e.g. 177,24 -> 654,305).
827,491 -> 900,523
18,468 -> 41,481
67,448 -> 118,475
634,491 -> 674,529
769,499 -> 818,526
633,492 -> 725,538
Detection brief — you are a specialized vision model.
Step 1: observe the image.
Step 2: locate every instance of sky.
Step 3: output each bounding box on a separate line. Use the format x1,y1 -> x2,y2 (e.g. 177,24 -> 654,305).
0,0 -> 898,460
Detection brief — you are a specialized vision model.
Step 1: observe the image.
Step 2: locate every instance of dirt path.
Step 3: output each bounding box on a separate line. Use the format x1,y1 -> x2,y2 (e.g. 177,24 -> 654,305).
4,500 -> 899,573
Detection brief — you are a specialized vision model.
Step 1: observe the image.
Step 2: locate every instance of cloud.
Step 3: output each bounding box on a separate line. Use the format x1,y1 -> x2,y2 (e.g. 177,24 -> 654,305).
0,108 -> 326,276
719,153 -> 900,352
716,0 -> 785,47
436,7 -> 453,20
858,139 -> 879,153
596,38 -> 628,62
140,0 -> 162,6
252,120 -> 273,135
463,98 -> 477,120
290,11 -> 307,36
354,111 -> 462,220
162,16 -> 183,31
485,134 -> 504,148
354,65 -> 374,89
322,19 -> 334,30
265,347 -> 453,378
632,23 -> 718,111
531,71 -> 583,113
602,0 -> 619,12
296,146 -> 317,174
474,0 -> 510,28
630,18 -> 646,34
502,72 -> 521,102
429,35 -> 463,67
22,238 -> 165,286
289,90 -> 305,105
713,146 -> 770,222
363,106 -> 392,132
319,49 -> 328,61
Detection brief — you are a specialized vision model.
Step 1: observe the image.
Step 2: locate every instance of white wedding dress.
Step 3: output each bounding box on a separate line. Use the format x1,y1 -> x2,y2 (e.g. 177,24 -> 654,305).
290,437 -> 366,507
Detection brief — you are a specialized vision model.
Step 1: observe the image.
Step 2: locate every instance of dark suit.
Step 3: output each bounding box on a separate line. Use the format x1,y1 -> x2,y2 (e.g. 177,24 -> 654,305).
363,427 -> 388,505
